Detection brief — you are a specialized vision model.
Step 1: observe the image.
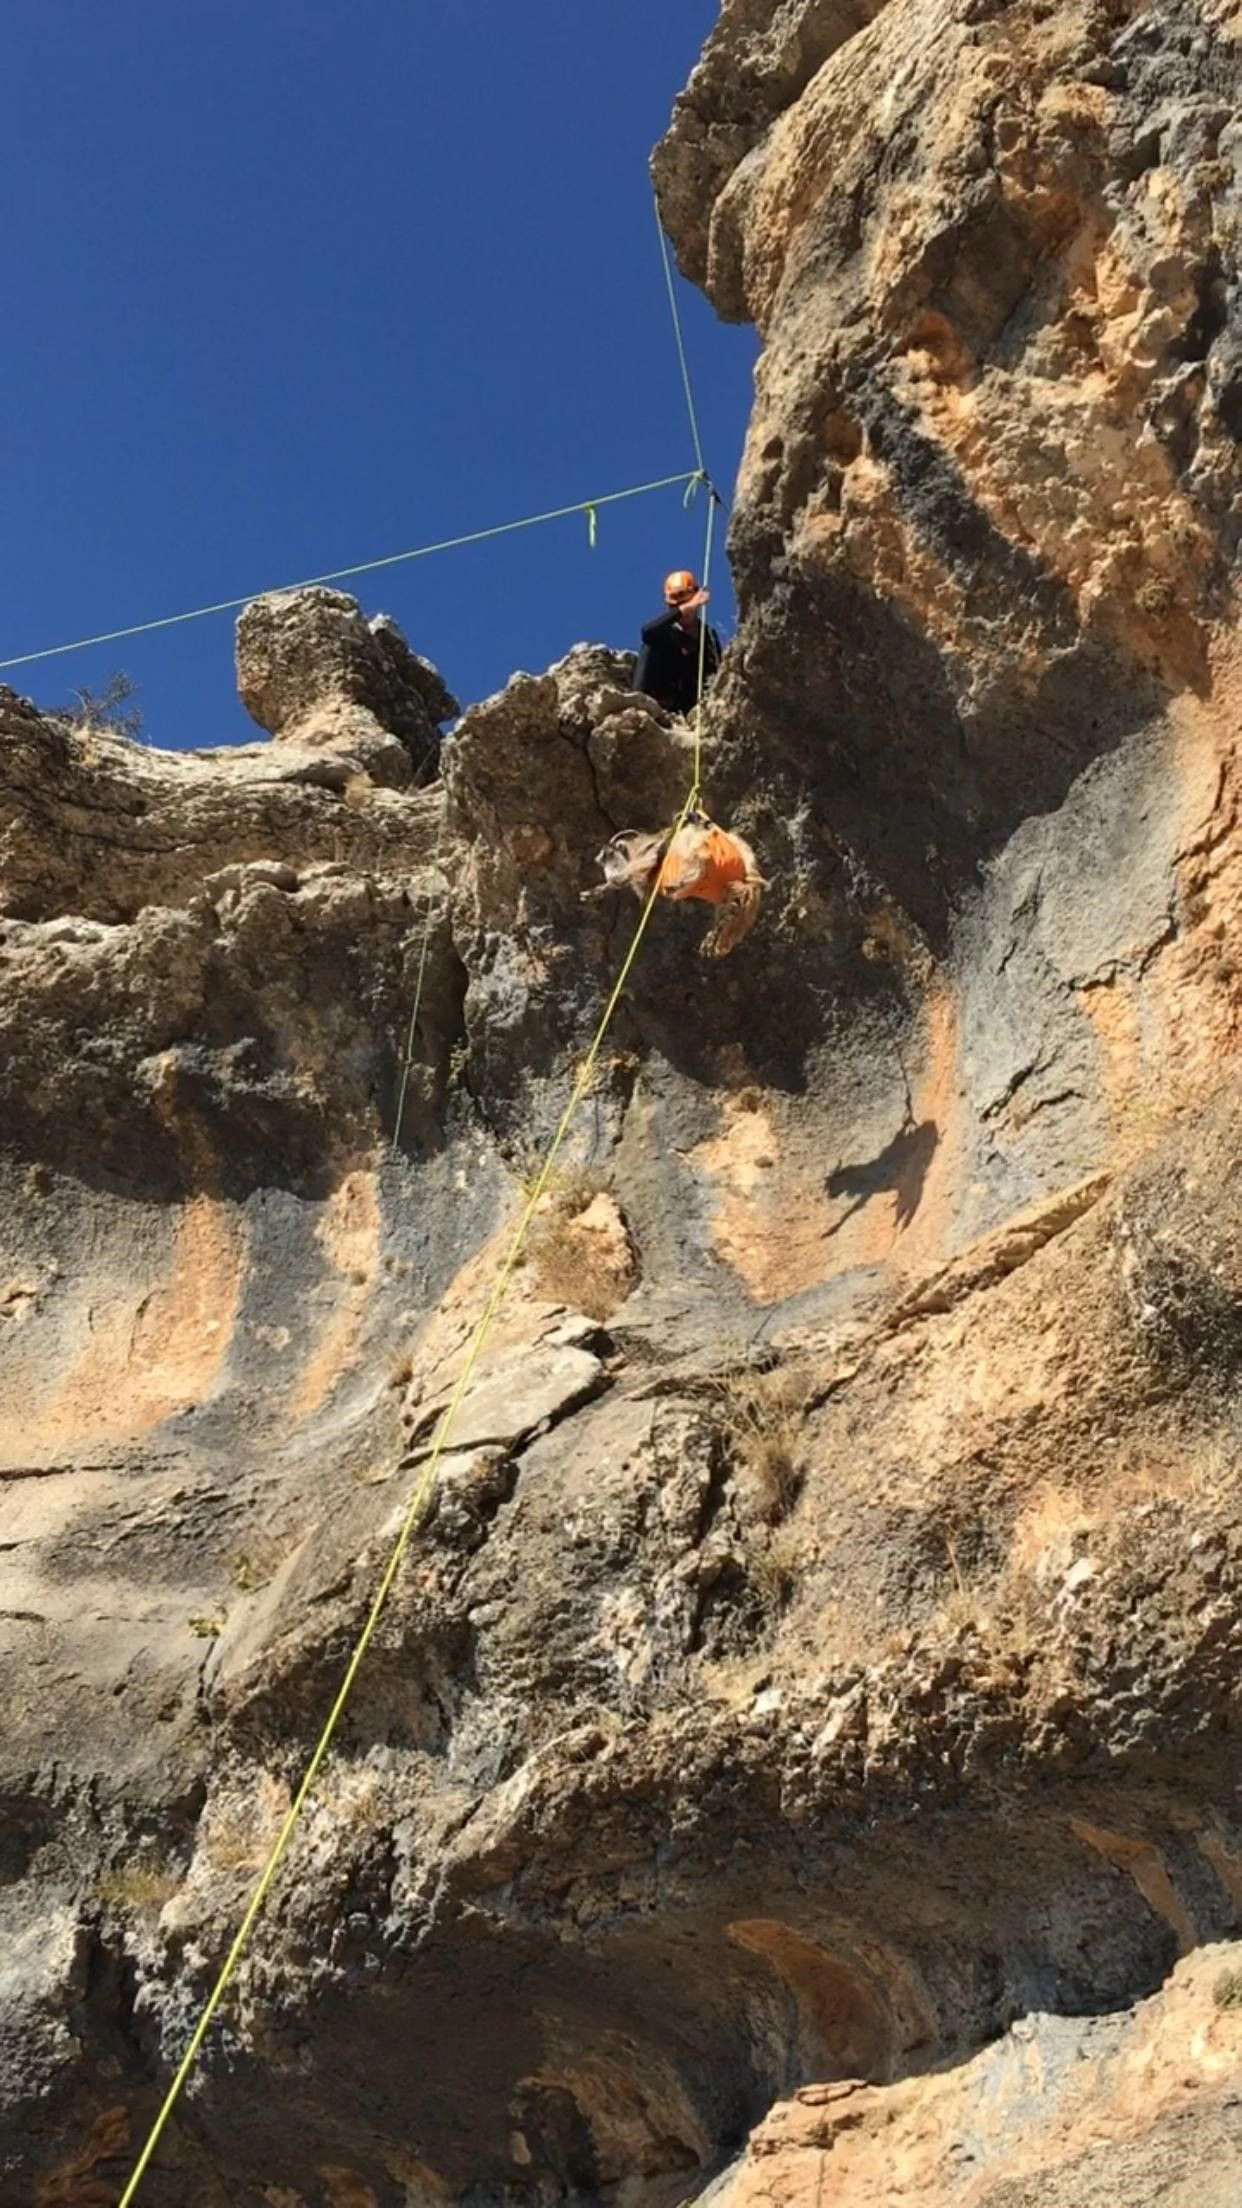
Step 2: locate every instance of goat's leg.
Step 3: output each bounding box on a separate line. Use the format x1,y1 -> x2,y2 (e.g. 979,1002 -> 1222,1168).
701,881 -> 762,958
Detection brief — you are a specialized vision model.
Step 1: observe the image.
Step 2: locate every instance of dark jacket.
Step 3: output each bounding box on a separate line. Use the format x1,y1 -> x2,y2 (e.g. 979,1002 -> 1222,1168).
632,607 -> 721,717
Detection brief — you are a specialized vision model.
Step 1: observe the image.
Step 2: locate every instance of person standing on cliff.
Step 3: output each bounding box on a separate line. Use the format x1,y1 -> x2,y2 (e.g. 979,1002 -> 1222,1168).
632,570 -> 721,718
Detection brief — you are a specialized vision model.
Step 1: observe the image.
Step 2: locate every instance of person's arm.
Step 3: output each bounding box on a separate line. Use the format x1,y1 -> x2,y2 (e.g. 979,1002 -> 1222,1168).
640,608 -> 681,646
634,610 -> 679,696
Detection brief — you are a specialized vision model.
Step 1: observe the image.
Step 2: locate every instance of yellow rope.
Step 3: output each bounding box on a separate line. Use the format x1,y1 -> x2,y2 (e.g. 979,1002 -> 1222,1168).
654,198 -> 707,482
391,792 -> 450,1152
0,470 -> 699,673
691,493 -> 718,794
115,532 -> 715,2208
116,190 -> 728,2208
653,192 -> 721,792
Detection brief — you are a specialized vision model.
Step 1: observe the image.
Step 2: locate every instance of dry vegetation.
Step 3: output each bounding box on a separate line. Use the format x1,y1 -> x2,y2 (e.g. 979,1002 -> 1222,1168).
707,1361 -> 817,1628
387,1347 -> 416,1390
317,1765 -> 386,1832
528,1227 -> 621,1322
748,1524 -> 803,1616
773,1441 -> 1236,1687
65,671 -> 144,745
524,1167 -> 635,1322
229,1533 -> 295,1594
723,1361 -> 812,1524
96,1862 -> 180,1912
203,1772 -> 290,1873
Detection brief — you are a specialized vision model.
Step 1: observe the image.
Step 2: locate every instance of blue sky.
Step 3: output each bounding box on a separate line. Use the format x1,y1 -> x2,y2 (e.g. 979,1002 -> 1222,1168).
4,1 -> 755,749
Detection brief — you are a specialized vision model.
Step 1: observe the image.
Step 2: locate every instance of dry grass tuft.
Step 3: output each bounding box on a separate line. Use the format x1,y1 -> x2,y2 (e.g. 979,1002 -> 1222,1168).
928,1524 -> 1045,1672
207,1827 -> 266,1873
1112,1081 -> 1190,1168
67,671 -> 144,746
318,1767 -> 386,1830
932,1584 -> 986,1638
749,1525 -> 802,1614
528,1228 -> 623,1323
724,1363 -> 811,1523
228,1536 -> 291,1594
96,1862 -> 180,1911
525,1169 -> 634,1322
387,1348 -> 415,1391
520,1162 -> 610,1208
205,1772 -> 289,1873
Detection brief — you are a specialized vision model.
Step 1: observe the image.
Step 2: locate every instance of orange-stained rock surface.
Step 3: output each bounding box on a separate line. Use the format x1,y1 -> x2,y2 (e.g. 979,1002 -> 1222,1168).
712,1945 -> 1242,2208
4,3 -> 1242,2203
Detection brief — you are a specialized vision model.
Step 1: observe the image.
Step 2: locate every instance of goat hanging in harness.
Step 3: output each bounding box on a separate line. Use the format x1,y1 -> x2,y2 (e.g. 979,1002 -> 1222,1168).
583,811 -> 766,958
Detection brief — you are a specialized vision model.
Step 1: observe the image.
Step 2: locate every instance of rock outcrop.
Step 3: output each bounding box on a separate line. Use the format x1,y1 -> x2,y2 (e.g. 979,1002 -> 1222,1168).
236,587 -> 459,784
707,1944 -> 1242,2208
3,4 -> 1242,2205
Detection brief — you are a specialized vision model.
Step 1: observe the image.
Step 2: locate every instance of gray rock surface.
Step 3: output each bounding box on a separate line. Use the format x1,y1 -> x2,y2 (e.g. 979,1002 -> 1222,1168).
2,3 -> 1242,2202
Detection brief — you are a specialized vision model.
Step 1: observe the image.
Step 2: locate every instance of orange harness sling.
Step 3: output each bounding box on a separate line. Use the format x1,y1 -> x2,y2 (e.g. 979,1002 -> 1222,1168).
658,823 -> 747,907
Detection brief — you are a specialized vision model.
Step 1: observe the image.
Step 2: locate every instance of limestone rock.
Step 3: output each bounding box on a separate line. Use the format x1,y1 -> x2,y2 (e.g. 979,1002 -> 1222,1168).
3,4 -> 1242,2204
403,1338 -> 605,1455
4,620 -> 1242,2208
652,0 -> 893,302
710,1943 -> 1242,2208
658,0 -> 1242,954
236,585 -> 459,780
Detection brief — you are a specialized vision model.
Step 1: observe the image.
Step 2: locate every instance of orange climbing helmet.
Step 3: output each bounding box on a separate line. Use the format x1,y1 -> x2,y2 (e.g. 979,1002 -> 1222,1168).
664,569 -> 698,605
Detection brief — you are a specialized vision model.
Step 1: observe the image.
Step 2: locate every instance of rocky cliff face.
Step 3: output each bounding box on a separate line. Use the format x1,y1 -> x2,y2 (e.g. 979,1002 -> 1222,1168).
3,4 -> 1242,2205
